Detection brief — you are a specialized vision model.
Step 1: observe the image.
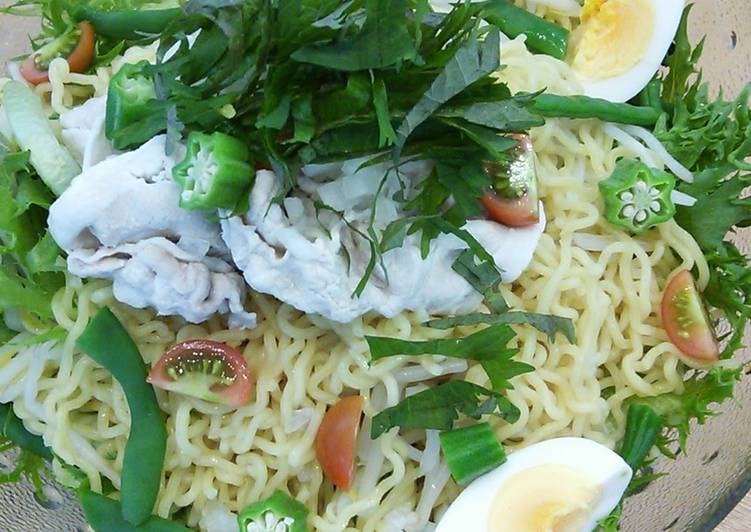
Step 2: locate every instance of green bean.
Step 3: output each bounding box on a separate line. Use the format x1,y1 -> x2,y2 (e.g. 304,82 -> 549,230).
77,307 -> 167,526
530,94 -> 662,127
79,490 -> 192,532
74,7 -> 182,41
483,1 -> 569,60
0,403 -> 52,460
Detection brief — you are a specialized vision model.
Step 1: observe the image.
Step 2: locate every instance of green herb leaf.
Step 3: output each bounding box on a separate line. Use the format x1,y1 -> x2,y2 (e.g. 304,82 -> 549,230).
371,380 -> 519,438
425,311 -> 576,343
367,324 -> 533,391
292,0 -> 416,71
367,323 -> 517,361
394,27 -> 501,152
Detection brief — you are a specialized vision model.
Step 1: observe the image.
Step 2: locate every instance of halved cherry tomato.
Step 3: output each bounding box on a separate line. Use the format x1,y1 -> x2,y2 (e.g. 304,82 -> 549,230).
481,133 -> 540,228
315,395 -> 364,491
147,339 -> 254,407
21,22 -> 96,85
661,270 -> 719,362
481,191 -> 539,227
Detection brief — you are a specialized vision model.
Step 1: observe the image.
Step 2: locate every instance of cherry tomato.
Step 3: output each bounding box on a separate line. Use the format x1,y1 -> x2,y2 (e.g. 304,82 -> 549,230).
315,395 -> 364,491
481,191 -> 540,227
481,134 -> 540,228
21,22 -> 96,85
147,340 -> 254,407
661,270 -> 719,362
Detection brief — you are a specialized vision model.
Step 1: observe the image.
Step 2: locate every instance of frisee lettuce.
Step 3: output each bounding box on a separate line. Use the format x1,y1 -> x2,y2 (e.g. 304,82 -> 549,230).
0,403 -> 51,499
0,143 -> 65,327
657,5 -> 751,359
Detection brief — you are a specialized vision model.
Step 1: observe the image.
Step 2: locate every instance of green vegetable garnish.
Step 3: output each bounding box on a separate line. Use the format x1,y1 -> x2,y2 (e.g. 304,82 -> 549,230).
371,381 -> 520,439
172,131 -> 254,213
238,490 -> 309,532
440,422 -> 507,485
77,307 -> 167,526
483,0 -> 569,60
599,159 -> 676,235
105,60 -> 160,150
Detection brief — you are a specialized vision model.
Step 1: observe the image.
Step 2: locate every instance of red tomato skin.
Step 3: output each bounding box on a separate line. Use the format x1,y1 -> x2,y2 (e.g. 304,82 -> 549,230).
21,22 -> 96,86
661,270 -> 719,362
315,395 -> 364,491
147,339 -> 254,408
481,192 -> 539,228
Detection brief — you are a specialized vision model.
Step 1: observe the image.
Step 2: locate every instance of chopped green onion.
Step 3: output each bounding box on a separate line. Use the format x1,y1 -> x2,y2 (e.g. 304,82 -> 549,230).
440,422 -> 507,485
619,403 -> 662,470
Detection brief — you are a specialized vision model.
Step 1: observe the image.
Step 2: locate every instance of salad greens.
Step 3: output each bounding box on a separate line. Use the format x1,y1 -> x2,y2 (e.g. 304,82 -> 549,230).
657,6 -> 751,359
0,404 -> 50,499
0,135 -> 65,341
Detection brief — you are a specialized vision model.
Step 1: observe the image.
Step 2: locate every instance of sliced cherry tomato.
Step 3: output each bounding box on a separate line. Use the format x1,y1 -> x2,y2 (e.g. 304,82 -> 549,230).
315,395 -> 364,491
147,339 -> 254,407
21,22 -> 96,85
481,191 -> 539,227
661,270 -> 719,362
481,133 -> 540,228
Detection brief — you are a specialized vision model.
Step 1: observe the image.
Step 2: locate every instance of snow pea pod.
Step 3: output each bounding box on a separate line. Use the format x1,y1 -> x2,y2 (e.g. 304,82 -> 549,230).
77,307 -> 167,526
74,6 -> 181,41
483,1 -> 569,60
0,403 -> 52,460
530,94 -> 661,127
80,490 -> 192,532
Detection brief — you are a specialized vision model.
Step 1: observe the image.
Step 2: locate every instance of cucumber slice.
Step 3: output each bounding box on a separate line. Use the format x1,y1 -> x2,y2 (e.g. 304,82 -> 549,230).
3,81 -> 81,195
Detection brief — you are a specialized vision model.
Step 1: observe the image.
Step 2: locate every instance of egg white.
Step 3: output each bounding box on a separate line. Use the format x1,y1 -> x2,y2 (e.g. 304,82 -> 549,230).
435,437 -> 633,532
573,0 -> 685,103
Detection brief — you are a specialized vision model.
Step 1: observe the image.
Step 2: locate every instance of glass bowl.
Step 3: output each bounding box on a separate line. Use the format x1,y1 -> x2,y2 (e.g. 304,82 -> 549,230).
0,2 -> 749,531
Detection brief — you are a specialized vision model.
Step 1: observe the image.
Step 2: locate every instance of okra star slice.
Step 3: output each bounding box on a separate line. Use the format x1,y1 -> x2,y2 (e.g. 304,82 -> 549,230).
238,490 -> 309,532
172,131 -> 254,213
599,159 -> 676,235
105,60 -> 157,145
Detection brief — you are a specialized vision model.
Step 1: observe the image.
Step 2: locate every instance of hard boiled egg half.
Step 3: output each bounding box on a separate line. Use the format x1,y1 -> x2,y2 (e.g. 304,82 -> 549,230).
568,0 -> 685,102
435,437 -> 632,532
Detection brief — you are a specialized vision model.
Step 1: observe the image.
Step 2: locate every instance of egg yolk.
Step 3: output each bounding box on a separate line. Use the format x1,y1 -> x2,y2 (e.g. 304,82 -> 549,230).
488,464 -> 600,532
569,0 -> 655,80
